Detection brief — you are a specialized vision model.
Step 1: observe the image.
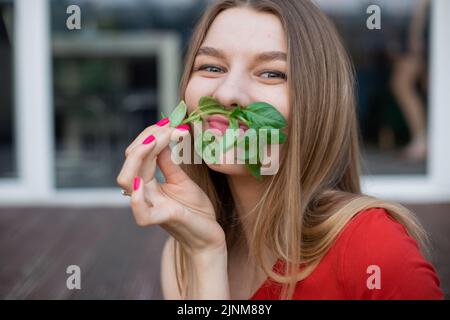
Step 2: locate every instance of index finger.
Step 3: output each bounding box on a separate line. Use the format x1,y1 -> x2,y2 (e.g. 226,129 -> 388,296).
125,118 -> 171,157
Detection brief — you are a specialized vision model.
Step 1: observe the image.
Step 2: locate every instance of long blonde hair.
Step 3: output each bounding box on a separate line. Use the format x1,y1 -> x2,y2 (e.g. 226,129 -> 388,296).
174,0 -> 429,299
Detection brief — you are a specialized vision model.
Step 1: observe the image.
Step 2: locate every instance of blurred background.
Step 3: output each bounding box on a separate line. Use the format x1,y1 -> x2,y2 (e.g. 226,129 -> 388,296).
0,0 -> 449,299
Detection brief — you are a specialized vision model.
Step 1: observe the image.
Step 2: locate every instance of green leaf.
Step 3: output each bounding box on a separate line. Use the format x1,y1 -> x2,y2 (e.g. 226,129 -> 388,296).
245,163 -> 262,180
198,96 -> 225,112
161,111 -> 167,119
183,96 -> 228,123
242,102 -> 286,129
229,117 -> 239,130
219,127 -> 239,153
175,97 -> 287,180
230,106 -> 243,119
279,131 -> 287,144
169,101 -> 187,127
202,131 -> 220,164
181,112 -> 202,124
236,130 -> 258,162
258,127 -> 287,144
194,130 -> 219,164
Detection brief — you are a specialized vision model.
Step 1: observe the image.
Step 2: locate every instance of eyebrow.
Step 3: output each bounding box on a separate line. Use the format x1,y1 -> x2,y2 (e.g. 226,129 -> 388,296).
196,46 -> 287,63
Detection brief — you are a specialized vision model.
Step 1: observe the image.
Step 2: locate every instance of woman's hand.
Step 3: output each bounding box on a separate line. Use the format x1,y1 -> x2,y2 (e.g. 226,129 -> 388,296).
116,118 -> 226,256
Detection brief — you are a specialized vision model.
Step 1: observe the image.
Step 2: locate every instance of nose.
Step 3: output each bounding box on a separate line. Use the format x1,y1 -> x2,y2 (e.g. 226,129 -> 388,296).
212,72 -> 251,110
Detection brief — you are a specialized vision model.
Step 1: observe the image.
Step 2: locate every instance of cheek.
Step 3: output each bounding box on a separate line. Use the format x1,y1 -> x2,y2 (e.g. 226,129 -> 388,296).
185,77 -> 215,112
184,80 -> 198,113
278,102 -> 289,122
265,90 -> 289,121
278,87 -> 290,121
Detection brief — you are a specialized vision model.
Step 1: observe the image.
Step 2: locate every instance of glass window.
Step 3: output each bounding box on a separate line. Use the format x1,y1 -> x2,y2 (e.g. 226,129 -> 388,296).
316,0 -> 431,175
50,0 -> 210,188
50,0 -> 431,188
0,1 -> 15,179
52,56 -> 159,188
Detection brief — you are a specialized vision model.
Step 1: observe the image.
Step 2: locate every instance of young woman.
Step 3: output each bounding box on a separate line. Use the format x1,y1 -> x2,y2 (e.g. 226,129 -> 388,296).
116,0 -> 443,300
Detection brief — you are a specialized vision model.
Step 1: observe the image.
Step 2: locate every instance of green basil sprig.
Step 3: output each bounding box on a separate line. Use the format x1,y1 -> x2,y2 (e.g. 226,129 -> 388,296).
167,96 -> 287,179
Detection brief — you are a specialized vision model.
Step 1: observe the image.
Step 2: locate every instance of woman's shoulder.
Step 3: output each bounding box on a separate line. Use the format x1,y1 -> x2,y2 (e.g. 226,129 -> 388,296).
335,207 -> 443,299
339,207 -> 416,250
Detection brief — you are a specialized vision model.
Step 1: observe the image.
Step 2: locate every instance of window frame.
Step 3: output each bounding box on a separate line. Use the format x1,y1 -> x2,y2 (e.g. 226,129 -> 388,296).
0,0 -> 181,205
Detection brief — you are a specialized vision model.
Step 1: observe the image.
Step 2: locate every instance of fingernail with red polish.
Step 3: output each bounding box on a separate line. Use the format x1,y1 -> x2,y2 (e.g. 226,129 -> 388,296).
176,124 -> 190,131
142,134 -> 155,145
133,176 -> 140,191
156,118 -> 170,127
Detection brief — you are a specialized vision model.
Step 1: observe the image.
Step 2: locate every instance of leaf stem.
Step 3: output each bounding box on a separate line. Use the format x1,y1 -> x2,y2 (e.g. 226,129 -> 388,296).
182,109 -> 232,124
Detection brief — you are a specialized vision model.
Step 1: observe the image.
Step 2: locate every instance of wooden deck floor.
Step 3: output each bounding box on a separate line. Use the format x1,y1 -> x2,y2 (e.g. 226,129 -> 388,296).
0,204 -> 448,299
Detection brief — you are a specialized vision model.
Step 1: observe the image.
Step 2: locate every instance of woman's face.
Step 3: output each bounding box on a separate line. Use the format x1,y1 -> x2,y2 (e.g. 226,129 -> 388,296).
185,7 -> 289,176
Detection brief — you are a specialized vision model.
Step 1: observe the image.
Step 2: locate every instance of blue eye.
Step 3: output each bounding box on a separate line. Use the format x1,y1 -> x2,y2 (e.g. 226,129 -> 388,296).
196,65 -> 287,80
198,65 -> 223,73
261,71 -> 288,80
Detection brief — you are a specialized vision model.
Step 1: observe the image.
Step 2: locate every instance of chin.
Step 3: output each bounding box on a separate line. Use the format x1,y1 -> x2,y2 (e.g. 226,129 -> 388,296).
205,163 -> 251,176
197,134 -> 251,176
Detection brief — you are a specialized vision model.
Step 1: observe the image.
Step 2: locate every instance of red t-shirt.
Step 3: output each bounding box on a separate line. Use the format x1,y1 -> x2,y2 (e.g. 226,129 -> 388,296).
250,207 -> 443,300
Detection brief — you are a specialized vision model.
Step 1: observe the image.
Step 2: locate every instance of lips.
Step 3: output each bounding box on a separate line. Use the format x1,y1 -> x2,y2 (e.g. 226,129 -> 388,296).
206,114 -> 248,134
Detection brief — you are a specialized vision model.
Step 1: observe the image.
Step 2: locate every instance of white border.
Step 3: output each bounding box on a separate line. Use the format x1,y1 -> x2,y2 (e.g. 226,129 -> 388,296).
0,0 -> 449,206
